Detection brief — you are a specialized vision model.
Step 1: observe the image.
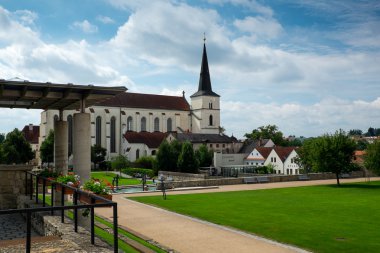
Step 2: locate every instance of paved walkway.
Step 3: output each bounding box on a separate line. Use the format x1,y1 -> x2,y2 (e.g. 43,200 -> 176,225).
0,214 -> 39,241
96,177 -> 379,253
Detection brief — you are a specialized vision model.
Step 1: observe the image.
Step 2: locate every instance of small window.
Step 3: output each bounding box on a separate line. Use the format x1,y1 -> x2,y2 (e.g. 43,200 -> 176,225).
209,102 -> 213,109
210,144 -> 213,148
127,116 -> 133,131
152,150 -> 156,155
222,144 -> 225,148
167,118 -> 172,132
209,115 -> 213,126
216,144 -> 219,148
154,117 -> 159,131
141,117 -> 146,131
136,149 -> 140,159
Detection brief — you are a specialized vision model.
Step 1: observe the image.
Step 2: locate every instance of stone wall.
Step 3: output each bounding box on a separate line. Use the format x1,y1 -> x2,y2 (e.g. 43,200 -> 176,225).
0,165 -> 33,210
158,171 -> 206,180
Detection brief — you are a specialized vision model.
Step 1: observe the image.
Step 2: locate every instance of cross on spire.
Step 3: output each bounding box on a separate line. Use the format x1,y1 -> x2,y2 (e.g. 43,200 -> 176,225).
203,32 -> 206,43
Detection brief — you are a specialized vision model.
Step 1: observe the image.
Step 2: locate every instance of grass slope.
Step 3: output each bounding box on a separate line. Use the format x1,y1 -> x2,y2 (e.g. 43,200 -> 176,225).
90,172 -> 143,185
130,181 -> 380,253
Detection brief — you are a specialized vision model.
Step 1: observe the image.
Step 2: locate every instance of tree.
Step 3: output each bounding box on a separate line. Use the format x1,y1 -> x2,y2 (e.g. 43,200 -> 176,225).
297,130 -> 356,185
364,141 -> 380,175
177,141 -> 199,173
111,155 -> 130,174
366,127 -> 376,137
0,133 -> 5,144
40,130 -> 54,166
2,128 -> 34,164
356,139 -> 368,151
244,125 -> 285,145
195,144 -> 213,167
155,140 -> 174,171
91,144 -> 107,170
295,138 -> 316,174
348,129 -> 363,136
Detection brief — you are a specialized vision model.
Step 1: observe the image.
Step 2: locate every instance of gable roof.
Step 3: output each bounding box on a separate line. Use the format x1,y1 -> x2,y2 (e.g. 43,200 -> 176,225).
273,147 -> 297,162
123,131 -> 167,149
239,139 -> 273,153
172,133 -> 235,143
95,92 -> 190,111
255,147 -> 273,159
21,124 -> 40,144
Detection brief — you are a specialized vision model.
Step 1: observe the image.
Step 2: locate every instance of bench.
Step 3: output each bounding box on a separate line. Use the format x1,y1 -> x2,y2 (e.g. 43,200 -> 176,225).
298,174 -> 310,181
256,176 -> 269,183
243,177 -> 256,184
340,173 -> 350,178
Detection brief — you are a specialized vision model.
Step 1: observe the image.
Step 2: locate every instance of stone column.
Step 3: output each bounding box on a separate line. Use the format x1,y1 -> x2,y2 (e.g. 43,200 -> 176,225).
73,113 -> 91,184
54,120 -> 68,175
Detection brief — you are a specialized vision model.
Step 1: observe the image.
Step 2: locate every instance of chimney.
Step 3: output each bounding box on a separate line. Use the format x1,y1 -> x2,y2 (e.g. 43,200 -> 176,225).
29,124 -> 33,131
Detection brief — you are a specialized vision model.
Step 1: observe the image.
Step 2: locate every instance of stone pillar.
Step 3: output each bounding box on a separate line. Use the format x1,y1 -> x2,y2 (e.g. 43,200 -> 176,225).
73,113 -> 91,184
54,120 -> 68,175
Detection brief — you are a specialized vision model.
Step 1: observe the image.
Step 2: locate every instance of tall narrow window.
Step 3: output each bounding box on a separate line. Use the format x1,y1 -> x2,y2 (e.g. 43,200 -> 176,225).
67,115 -> 73,156
127,116 -> 133,131
141,117 -> 146,131
136,149 -> 140,159
110,116 -> 116,153
209,115 -> 213,126
167,118 -> 172,132
96,116 -> 102,146
154,117 -> 159,132
209,102 -> 213,109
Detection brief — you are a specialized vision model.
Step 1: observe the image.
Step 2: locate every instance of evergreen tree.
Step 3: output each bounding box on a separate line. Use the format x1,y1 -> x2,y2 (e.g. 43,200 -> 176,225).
40,130 -> 54,166
2,128 -> 34,164
195,144 -> 213,167
155,140 -> 173,171
177,141 -> 199,173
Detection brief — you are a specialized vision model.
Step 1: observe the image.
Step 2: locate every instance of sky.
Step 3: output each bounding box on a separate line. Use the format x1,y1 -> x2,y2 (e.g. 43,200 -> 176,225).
0,0 -> 379,139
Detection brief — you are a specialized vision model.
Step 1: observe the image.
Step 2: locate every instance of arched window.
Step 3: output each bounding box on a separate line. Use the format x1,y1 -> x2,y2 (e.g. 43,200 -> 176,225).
67,115 -> 73,156
96,116 -> 102,146
136,149 -> 140,159
151,150 -> 156,156
154,117 -> 159,132
53,115 -> 59,122
141,117 -> 146,131
167,118 -> 172,132
127,116 -> 133,131
110,116 -> 116,153
209,102 -> 213,109
209,115 -> 213,126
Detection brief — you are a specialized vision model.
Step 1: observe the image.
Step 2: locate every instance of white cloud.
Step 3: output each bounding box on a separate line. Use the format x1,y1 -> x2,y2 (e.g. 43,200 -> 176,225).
13,9 -> 38,25
96,15 -> 115,24
234,16 -> 283,39
207,0 -> 273,16
71,20 -> 98,33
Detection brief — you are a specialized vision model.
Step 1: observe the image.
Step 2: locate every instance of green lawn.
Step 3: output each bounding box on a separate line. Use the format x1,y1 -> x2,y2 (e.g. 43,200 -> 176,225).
130,181 -> 380,253
90,172 -> 145,185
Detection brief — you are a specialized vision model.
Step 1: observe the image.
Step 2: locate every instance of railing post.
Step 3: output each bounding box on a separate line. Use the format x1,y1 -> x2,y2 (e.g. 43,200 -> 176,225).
42,179 -> 46,207
74,191 -> 78,232
35,175 -> 39,204
113,203 -> 118,253
91,197 -> 95,245
25,171 -> 28,196
26,210 -> 31,253
61,186 -> 65,223
51,183 -> 55,216
30,173 -> 33,200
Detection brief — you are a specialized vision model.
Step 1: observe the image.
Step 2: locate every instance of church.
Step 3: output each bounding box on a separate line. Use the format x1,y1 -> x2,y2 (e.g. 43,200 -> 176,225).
39,42 -> 239,162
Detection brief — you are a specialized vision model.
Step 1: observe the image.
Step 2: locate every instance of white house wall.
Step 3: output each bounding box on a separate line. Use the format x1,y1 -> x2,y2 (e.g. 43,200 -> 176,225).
283,150 -> 300,175
264,149 -> 284,174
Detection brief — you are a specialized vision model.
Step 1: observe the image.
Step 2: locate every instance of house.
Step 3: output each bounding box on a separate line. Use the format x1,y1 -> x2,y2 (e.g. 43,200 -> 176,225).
244,147 -> 272,166
353,150 -> 366,167
239,139 -> 275,154
21,124 -> 40,160
39,42 -> 235,162
264,147 -> 299,175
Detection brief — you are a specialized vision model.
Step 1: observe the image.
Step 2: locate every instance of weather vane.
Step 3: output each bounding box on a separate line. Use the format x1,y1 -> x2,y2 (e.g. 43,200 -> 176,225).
203,32 -> 206,43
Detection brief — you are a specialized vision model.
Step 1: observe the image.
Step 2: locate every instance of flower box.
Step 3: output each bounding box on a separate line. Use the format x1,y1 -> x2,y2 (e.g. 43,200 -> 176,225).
55,184 -> 76,195
79,192 -> 112,206
38,178 -> 53,186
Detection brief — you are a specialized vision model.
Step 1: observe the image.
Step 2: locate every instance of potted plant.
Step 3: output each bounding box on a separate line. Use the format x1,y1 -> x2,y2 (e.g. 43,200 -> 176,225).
55,173 -> 80,194
37,168 -> 58,186
80,179 -> 112,204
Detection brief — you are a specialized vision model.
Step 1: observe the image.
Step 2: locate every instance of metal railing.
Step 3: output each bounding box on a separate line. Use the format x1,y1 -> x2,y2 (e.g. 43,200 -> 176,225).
0,172 -> 118,253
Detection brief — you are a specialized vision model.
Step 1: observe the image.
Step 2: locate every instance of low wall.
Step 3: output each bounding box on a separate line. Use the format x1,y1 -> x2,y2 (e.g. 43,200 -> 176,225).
164,171 -> 366,188
17,195 -> 112,253
158,171 -> 206,180
0,165 -> 33,209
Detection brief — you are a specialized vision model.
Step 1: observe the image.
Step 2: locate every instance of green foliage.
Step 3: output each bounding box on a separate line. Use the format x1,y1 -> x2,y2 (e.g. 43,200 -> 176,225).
195,144 -> 213,167
111,155 -> 130,171
356,139 -> 368,151
40,130 -> 54,165
364,141 -> 380,175
177,141 -> 199,173
348,129 -> 363,136
244,124 -> 286,145
0,133 -> 5,143
297,130 -> 356,185
134,156 -> 155,170
2,128 -> 34,164
155,140 -> 181,172
91,144 -> 107,170
121,168 -> 155,178
56,173 -> 80,185
38,168 -> 58,178
83,179 -> 110,195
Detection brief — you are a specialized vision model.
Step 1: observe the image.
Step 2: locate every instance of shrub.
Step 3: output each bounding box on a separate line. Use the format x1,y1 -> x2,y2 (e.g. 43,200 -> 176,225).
134,156 -> 155,170
121,168 -> 155,178
83,179 -> 110,195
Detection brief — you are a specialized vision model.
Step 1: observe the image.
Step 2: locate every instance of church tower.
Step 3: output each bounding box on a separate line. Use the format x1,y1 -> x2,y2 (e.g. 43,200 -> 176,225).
190,40 -> 221,134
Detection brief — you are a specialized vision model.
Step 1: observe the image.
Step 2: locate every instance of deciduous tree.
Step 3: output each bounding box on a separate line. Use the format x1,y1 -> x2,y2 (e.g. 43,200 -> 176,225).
91,144 -> 107,170
2,128 -> 34,164
364,141 -> 380,175
40,130 -> 54,166
244,125 -> 286,145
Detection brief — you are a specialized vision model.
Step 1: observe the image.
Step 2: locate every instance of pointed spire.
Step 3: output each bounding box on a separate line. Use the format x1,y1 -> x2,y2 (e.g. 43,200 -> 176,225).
191,35 -> 219,98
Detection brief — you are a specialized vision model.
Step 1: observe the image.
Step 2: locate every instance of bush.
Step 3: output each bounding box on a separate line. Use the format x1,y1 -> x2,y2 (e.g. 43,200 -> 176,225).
111,155 -> 130,171
121,168 -> 155,178
134,156 -> 155,170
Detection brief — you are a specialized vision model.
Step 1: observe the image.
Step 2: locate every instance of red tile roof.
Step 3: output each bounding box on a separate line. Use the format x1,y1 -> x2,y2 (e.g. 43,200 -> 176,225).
273,147 -> 297,162
95,92 -> 190,111
255,147 -> 273,159
123,131 -> 167,149
21,125 -> 40,144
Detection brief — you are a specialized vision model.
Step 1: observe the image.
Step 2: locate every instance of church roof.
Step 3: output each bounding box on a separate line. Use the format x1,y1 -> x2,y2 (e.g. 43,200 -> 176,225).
190,43 -> 220,98
95,92 -> 190,111
172,133 -> 235,143
123,131 -> 167,149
